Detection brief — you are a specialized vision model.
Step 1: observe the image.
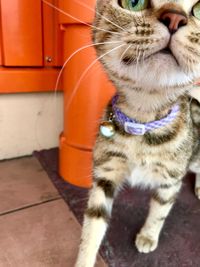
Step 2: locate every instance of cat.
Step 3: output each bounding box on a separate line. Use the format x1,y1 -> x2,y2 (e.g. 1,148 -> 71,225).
75,1 -> 200,266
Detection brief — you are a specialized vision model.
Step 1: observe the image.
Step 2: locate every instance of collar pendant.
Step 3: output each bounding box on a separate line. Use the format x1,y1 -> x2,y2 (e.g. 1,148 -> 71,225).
100,112 -> 115,138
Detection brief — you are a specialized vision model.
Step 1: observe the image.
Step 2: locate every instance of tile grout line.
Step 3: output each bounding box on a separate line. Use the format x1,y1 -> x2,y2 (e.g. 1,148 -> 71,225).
0,196 -> 62,217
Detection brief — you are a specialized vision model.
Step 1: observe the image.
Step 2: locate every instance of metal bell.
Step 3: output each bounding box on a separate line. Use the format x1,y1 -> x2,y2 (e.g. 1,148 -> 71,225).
100,121 -> 115,138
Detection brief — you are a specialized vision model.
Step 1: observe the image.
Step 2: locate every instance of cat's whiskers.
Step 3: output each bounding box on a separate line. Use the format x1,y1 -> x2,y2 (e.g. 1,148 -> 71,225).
65,43 -> 126,113
74,0 -> 129,34
186,57 -> 191,74
54,40 -> 123,98
120,44 -> 133,63
189,59 -> 195,75
135,45 -> 142,77
175,39 -> 199,74
164,88 -> 173,105
134,13 -> 146,27
132,15 -> 153,66
42,0 -> 120,36
181,52 -> 193,75
142,48 -> 149,66
141,43 -> 149,66
143,38 -> 155,64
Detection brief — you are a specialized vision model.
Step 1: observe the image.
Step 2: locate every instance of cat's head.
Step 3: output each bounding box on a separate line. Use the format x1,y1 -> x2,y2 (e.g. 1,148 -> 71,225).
93,0 -> 200,91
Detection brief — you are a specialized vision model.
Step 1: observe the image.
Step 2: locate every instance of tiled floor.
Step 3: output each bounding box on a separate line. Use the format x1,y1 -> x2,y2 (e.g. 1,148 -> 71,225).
0,157 -> 107,267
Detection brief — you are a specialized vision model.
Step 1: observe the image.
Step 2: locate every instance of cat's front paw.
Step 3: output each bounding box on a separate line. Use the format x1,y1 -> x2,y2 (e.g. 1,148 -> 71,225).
195,187 -> 200,199
135,233 -> 158,253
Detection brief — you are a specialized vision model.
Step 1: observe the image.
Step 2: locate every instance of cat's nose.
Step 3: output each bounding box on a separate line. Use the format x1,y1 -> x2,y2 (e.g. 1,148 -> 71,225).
159,10 -> 188,34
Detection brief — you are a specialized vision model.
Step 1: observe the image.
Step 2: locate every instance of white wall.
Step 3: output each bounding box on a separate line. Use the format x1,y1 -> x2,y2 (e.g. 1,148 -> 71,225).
0,92 -> 63,160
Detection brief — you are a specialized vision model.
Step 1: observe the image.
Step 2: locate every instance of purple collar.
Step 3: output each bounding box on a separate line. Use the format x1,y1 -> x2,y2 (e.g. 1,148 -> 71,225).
112,95 -> 180,135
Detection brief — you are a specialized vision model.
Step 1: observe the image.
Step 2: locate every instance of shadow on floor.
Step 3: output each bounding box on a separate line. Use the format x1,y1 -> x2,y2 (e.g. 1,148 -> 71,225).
35,148 -> 200,267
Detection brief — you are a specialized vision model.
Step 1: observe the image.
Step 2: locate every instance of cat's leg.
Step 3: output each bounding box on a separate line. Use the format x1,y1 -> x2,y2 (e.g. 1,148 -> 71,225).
195,174 -> 200,199
189,158 -> 200,199
135,182 -> 182,253
75,155 -> 127,267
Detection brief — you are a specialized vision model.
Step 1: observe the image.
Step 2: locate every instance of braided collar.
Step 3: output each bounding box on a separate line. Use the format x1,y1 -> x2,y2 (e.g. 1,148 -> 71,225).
112,95 -> 180,136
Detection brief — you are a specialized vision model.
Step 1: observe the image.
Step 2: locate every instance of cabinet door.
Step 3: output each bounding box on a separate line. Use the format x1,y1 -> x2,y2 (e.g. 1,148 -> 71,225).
1,0 -> 43,66
0,3 -> 3,65
42,0 -> 62,67
0,20 -> 3,65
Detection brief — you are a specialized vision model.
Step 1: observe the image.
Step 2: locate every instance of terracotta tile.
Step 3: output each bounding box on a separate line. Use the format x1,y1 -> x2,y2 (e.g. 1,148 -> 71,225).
0,157 -> 60,214
0,199 -> 107,267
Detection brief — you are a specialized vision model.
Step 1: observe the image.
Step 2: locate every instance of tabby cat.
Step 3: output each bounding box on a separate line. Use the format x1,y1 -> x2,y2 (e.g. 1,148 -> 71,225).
75,1 -> 200,266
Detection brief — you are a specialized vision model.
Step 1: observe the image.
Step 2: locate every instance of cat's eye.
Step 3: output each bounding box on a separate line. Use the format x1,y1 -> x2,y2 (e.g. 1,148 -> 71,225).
193,2 -> 200,19
120,0 -> 148,12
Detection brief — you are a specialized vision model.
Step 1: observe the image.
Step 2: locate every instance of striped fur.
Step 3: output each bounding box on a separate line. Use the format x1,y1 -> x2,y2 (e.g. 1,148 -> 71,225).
75,1 -> 200,266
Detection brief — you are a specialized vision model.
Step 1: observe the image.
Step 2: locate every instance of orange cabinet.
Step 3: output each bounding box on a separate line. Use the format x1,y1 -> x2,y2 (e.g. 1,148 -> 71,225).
1,0 -> 43,66
43,0 -> 62,67
0,18 -> 2,66
0,0 -> 63,92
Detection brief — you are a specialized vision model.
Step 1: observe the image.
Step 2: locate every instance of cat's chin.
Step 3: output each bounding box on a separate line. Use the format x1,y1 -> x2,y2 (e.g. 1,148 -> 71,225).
107,52 -> 195,90
121,52 -> 193,89
147,51 -> 179,69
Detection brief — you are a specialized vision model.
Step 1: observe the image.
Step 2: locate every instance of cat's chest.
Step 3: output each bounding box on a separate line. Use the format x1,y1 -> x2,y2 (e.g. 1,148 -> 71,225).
127,165 -> 165,189
122,137 -> 181,189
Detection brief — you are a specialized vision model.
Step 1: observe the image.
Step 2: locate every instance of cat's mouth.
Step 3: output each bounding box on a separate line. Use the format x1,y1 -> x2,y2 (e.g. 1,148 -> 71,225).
160,47 -> 171,54
159,47 -> 179,65
122,47 -> 179,66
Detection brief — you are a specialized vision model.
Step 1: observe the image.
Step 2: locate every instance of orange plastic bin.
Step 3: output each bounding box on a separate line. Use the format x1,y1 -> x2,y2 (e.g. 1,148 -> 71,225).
59,0 -> 115,188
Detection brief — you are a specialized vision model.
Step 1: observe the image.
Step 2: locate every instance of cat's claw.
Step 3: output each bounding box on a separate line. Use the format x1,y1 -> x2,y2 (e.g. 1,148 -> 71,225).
195,187 -> 200,200
135,233 -> 158,253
